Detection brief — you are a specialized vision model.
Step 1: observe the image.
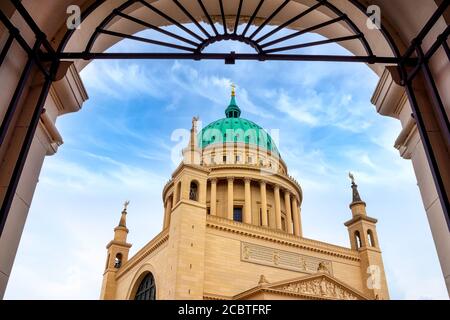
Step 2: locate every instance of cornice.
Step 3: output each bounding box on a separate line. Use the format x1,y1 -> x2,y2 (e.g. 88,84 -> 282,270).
37,111 -> 63,155
233,287 -> 332,300
51,63 -> 88,116
206,215 -> 360,262
371,67 -> 406,120
172,163 -> 210,178
203,293 -> 231,300
106,240 -> 132,250
344,215 -> 378,227
371,66 -> 390,106
172,199 -> 207,211
162,163 -> 210,199
394,116 -> 418,160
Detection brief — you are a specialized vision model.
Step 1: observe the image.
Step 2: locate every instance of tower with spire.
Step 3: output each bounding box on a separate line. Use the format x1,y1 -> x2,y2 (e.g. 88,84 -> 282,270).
100,201 -> 132,299
344,173 -> 389,299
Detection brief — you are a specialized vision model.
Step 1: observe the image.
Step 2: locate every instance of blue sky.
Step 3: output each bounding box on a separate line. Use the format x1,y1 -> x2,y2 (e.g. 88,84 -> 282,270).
4,28 -> 449,299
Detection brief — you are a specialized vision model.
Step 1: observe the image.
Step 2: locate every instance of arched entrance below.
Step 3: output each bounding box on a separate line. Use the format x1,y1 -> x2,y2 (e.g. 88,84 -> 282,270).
0,0 -> 449,298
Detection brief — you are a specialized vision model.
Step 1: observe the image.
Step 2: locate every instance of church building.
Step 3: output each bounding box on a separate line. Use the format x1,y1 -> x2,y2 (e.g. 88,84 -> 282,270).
100,87 -> 389,300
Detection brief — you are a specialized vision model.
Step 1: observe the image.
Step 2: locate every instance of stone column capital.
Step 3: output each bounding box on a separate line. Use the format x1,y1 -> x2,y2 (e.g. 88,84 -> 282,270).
210,178 -> 218,183
244,177 -> 252,183
227,177 -> 234,182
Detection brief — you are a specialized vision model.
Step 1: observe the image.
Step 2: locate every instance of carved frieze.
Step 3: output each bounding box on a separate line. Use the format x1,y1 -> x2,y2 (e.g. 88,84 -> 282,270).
276,277 -> 359,300
241,242 -> 333,275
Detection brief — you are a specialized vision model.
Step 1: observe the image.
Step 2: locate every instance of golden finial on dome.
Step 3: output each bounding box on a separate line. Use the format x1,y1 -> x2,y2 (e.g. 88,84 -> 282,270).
231,83 -> 236,97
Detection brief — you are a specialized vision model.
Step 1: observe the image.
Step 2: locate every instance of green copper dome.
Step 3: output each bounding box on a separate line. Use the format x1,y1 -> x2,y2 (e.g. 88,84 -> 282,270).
198,90 -> 280,156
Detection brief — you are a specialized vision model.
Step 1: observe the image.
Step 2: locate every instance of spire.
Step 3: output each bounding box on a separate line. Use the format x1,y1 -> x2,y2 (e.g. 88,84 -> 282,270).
348,172 -> 366,215
349,172 -> 362,203
225,83 -> 241,118
113,201 -> 130,242
118,200 -> 129,227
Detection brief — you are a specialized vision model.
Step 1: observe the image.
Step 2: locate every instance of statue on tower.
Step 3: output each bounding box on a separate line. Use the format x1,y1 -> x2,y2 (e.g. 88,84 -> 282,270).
118,201 -> 130,227
192,116 -> 199,131
348,172 -> 364,204
348,172 -> 355,185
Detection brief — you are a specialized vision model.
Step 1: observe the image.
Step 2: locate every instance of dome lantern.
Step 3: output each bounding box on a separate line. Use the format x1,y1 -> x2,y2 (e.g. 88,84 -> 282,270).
225,84 -> 241,118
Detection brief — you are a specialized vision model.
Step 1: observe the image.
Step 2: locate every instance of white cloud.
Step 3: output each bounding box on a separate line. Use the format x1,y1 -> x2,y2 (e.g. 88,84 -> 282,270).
81,61 -> 163,100
276,91 -> 319,125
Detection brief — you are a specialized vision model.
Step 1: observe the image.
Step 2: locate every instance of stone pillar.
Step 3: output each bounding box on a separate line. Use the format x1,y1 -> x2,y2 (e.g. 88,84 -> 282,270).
244,178 -> 252,224
274,185 -> 282,230
298,207 -> 303,237
227,177 -> 234,220
260,181 -> 268,227
292,197 -> 301,237
0,63 -> 87,299
172,183 -> 178,208
163,200 -> 168,228
163,198 -> 171,229
284,191 -> 293,234
372,68 -> 450,296
210,179 -> 217,216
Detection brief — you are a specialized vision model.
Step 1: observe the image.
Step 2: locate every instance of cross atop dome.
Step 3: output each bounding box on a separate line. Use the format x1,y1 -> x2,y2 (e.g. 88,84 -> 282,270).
225,83 -> 241,118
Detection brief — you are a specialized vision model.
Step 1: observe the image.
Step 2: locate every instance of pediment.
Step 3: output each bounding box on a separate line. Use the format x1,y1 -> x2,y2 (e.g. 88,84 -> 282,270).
234,273 -> 369,300
268,273 -> 368,300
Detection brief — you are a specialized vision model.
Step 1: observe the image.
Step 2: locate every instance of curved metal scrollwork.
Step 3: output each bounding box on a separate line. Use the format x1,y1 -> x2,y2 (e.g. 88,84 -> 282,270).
57,0 -> 404,64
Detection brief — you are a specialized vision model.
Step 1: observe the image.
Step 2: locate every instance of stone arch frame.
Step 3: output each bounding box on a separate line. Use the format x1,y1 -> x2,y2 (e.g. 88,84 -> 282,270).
0,0 -> 450,298
189,179 -> 200,201
55,0 -> 403,73
367,229 -> 376,247
175,180 -> 182,203
354,230 -> 362,249
114,252 -> 123,268
126,263 -> 160,300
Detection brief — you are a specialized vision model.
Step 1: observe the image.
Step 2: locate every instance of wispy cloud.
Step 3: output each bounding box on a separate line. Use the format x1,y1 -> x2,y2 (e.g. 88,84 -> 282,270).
275,91 -> 320,125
